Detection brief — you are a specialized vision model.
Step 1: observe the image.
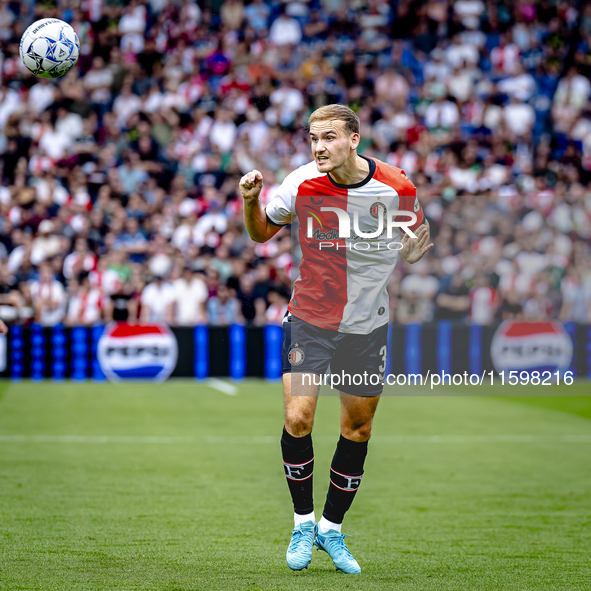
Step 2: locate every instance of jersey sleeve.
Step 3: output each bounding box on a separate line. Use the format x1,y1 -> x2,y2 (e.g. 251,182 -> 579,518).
395,169 -> 424,231
265,170 -> 299,227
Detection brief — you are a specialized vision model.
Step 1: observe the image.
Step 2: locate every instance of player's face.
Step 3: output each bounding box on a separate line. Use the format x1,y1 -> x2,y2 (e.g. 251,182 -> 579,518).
309,120 -> 356,173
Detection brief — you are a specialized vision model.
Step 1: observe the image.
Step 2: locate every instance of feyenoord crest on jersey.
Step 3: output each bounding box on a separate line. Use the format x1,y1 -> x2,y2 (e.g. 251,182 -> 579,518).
288,345 -> 305,366
369,201 -> 387,220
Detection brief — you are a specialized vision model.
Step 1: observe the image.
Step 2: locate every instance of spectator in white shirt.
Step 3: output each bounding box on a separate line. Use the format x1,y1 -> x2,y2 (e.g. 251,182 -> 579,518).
423,49 -> 451,83
29,262 -> 67,326
66,273 -> 103,326
29,79 -> 55,115
269,9 -> 302,46
31,220 -> 62,266
170,267 -> 209,325
490,34 -> 521,77
503,97 -> 535,138
141,275 -> 175,324
0,85 -> 19,131
38,114 -> 73,161
209,109 -> 237,154
553,67 -> 591,111
445,34 -> 479,69
424,85 -> 460,129
84,56 -> 113,108
113,83 -> 142,129
118,1 -> 147,54
453,0 -> 485,29
497,64 -> 537,102
469,273 -> 499,325
63,238 -> 97,279
56,107 -> 83,141
270,80 -> 304,126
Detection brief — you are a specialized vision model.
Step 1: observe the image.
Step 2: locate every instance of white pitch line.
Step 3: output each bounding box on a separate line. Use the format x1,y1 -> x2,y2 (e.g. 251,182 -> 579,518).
205,434 -> 591,444
0,435 -> 196,443
0,434 -> 590,444
206,435 -> 276,444
206,378 -> 238,396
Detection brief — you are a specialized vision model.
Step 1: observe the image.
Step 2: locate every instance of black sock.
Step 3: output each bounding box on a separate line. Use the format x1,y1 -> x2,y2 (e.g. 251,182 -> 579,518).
281,427 -> 314,515
322,435 -> 368,524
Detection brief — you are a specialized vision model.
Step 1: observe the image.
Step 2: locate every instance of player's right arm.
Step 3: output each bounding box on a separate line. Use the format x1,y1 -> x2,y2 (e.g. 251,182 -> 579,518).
240,170 -> 284,243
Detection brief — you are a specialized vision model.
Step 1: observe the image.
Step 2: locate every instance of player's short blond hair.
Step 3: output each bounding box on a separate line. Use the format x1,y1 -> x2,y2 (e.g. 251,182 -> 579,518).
308,104 -> 360,136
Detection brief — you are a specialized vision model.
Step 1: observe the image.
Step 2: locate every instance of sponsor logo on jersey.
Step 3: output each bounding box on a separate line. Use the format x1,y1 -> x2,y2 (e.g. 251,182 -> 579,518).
288,344 -> 305,366
490,321 -> 573,373
97,323 -> 178,382
311,228 -> 340,240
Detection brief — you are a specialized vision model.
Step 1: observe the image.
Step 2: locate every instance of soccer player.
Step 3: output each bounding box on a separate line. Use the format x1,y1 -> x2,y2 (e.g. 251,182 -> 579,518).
240,105 -> 432,574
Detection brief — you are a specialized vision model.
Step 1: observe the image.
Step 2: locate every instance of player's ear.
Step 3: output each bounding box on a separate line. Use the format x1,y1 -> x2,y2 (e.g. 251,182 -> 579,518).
350,133 -> 360,150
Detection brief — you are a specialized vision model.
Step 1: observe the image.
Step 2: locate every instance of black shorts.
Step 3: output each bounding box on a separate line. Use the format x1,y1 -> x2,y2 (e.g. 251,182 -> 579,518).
281,312 -> 388,396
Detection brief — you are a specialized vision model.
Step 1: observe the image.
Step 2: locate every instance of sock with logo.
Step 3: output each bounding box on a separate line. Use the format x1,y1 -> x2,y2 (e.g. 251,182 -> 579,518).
322,435 -> 368,524
281,427 -> 314,517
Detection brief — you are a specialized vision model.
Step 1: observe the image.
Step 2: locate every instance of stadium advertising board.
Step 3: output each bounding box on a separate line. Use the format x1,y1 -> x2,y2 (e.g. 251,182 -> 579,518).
97,323 -> 178,382
490,321 -> 573,374
0,333 -> 5,372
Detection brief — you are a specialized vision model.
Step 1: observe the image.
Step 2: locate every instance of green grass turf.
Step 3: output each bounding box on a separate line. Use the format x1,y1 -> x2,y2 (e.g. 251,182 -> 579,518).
1,380 -> 590,590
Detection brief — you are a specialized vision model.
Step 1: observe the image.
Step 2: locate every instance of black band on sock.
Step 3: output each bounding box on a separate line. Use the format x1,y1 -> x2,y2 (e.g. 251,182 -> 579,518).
281,427 -> 314,515
322,435 -> 368,524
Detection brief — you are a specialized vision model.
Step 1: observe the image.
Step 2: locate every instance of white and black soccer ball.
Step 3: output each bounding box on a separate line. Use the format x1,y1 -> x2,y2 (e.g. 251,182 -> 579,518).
19,19 -> 79,79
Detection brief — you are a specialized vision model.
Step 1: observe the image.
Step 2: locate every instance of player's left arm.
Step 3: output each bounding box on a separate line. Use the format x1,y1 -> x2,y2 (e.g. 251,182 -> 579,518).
397,173 -> 434,264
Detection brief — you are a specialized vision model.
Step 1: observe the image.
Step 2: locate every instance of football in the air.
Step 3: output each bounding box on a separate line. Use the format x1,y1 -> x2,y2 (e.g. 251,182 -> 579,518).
19,18 -> 79,79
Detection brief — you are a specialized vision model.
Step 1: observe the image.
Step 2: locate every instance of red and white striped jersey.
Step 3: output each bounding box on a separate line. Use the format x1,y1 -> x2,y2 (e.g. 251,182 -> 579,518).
266,156 -> 424,334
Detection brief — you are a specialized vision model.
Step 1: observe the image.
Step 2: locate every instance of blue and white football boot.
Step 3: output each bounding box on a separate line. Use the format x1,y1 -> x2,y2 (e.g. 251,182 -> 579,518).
286,520 -> 315,571
314,528 -> 361,574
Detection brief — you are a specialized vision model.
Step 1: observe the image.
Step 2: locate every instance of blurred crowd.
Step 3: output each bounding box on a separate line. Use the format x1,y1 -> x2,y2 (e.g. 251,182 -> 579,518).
0,0 -> 590,327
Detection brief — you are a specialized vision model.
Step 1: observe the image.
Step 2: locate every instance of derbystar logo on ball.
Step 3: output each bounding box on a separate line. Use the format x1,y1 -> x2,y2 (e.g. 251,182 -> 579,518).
20,18 -> 79,79
97,323 -> 179,383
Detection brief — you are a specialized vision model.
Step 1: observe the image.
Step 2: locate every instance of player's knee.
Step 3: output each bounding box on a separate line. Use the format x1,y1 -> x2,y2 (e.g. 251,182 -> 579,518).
343,421 -> 373,442
285,412 -> 314,437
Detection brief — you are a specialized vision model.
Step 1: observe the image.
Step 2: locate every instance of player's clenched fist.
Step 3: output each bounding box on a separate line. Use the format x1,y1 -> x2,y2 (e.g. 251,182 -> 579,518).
239,169 -> 263,200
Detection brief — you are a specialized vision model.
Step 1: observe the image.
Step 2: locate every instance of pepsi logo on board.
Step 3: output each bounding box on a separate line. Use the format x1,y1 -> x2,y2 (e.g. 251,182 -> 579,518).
97,323 -> 178,382
490,321 -> 573,374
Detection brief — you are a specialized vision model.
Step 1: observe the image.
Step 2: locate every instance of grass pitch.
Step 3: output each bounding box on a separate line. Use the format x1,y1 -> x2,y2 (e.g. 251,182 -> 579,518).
0,379 -> 590,590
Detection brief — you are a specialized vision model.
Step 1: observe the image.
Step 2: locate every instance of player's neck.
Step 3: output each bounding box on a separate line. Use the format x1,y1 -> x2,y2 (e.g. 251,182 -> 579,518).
328,154 -> 369,186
